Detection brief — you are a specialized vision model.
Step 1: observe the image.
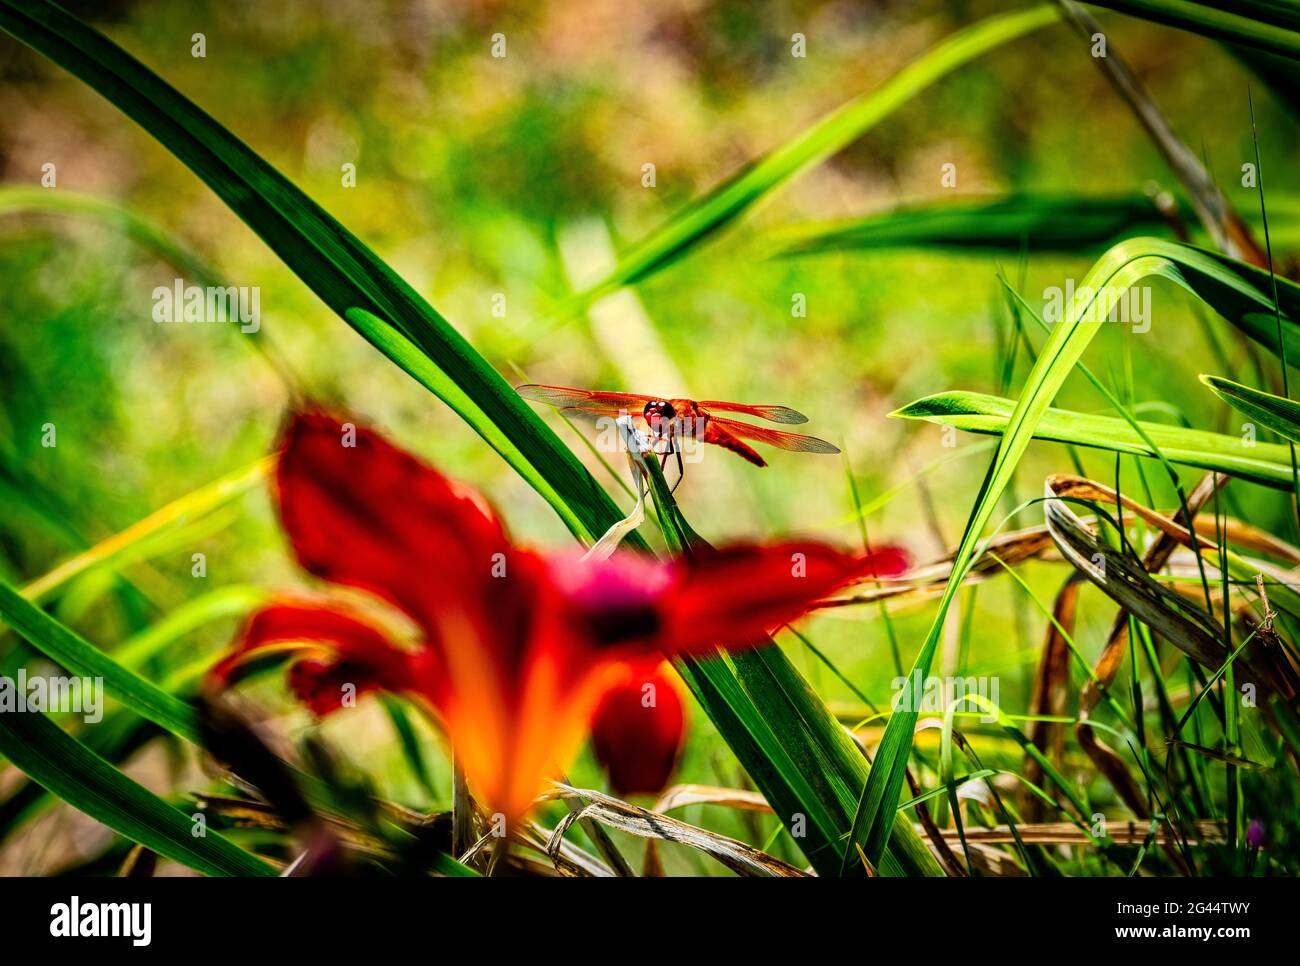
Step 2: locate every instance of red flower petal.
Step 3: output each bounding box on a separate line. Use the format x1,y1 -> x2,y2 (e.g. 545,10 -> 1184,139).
213,602 -> 435,717
272,410 -> 607,821
275,410 -> 512,640
662,542 -> 903,655
590,659 -> 686,796
855,543 -> 911,579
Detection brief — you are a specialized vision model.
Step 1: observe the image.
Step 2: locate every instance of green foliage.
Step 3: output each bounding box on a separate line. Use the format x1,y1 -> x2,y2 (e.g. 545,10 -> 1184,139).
1,0 -> 1298,879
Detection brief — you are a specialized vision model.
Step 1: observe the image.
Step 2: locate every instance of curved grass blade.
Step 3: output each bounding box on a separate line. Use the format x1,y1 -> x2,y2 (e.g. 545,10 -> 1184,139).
0,590 -> 266,835
552,5 -> 1059,319
0,581 -> 198,742
0,712 -> 157,834
0,185 -> 299,385
340,308 -> 585,539
1105,240 -> 1300,358
547,784 -> 807,877
1084,1 -> 1300,60
1201,372 -> 1300,444
0,185 -> 219,285
895,388 -> 1295,487
0,707 -> 275,876
1044,489 -> 1270,688
110,585 -> 268,669
19,457 -> 270,606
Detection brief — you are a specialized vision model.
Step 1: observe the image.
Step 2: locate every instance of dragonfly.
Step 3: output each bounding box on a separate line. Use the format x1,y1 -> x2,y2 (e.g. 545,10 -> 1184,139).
516,384 -> 840,488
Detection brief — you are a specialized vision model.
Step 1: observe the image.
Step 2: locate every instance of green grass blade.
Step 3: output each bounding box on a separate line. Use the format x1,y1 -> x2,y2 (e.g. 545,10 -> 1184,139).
769,193 -> 1173,257
19,457 -> 269,606
0,581 -> 199,742
0,184 -> 221,286
0,707 -> 275,876
0,185 -> 297,384
894,388 -> 1295,487
0,712 -> 156,835
1108,239 -> 1300,359
1085,0 -> 1300,60
1201,372 -> 1300,444
340,309 -> 585,540
641,456 -> 942,876
111,585 -> 268,669
0,589 -> 267,835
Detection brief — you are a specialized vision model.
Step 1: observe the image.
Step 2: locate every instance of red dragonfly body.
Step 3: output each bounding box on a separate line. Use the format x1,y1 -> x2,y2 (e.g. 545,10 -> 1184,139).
516,384 -> 839,476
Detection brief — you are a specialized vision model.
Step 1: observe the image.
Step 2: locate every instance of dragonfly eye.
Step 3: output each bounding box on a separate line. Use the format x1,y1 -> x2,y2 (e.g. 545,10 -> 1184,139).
643,400 -> 675,427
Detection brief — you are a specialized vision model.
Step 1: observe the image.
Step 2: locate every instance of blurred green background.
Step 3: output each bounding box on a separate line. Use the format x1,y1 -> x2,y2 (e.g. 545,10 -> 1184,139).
1,0 -> 1297,873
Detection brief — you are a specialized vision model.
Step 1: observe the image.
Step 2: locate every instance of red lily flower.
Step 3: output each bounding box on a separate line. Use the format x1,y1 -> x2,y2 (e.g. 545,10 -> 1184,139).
215,411 -> 908,823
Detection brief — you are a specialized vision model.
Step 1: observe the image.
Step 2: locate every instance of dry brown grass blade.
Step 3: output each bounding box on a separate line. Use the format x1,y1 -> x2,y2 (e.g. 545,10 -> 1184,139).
647,783 -> 777,877
826,511 -> 1300,615
1078,720 -> 1153,817
1049,474 -> 1228,567
1045,478 -> 1273,686
543,783 -> 807,877
457,822 -> 613,876
118,844 -> 157,878
193,794 -> 286,830
652,783 -> 774,814
505,853 -> 573,877
193,793 -> 381,864
1191,515 -> 1300,564
1048,474 -> 1298,696
652,776 -> 965,876
939,820 -> 1226,846
512,821 -> 615,877
450,760 -> 476,862
558,771 -> 635,876
1045,471 -> 1289,875
1074,471 -> 1227,715
949,842 -> 1030,876
1047,473 -> 1227,872
1024,575 -> 1082,821
640,840 -> 666,877
197,790 -> 613,877
821,524 -> 1059,609
904,762 -> 967,877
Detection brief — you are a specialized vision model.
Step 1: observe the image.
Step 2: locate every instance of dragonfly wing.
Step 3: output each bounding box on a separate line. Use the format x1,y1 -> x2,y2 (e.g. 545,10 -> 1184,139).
699,400 -> 809,424
557,406 -> 639,424
709,416 -> 840,454
517,384 -> 659,410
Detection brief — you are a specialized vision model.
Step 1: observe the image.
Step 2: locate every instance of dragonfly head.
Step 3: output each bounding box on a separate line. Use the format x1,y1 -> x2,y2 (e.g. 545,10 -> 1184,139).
643,400 -> 676,435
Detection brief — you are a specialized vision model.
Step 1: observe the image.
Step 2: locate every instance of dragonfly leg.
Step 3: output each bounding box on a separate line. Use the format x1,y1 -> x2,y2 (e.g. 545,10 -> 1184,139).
670,445 -> 685,494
